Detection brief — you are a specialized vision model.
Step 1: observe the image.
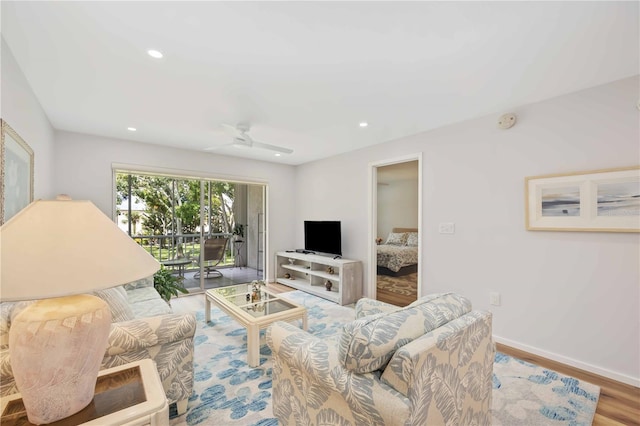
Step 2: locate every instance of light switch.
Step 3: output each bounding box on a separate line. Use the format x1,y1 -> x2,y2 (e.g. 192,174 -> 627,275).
438,223 -> 455,234
490,292 -> 501,306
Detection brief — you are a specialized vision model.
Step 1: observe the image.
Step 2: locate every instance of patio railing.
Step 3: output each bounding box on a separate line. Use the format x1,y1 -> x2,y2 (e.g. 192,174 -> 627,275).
131,233 -> 235,268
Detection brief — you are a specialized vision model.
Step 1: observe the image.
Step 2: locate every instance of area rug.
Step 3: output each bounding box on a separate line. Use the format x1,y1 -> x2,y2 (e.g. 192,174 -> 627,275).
376,273 -> 418,297
169,291 -> 599,426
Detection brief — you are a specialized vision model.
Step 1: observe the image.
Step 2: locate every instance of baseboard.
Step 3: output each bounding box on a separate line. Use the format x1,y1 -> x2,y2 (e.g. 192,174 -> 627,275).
493,335 -> 640,388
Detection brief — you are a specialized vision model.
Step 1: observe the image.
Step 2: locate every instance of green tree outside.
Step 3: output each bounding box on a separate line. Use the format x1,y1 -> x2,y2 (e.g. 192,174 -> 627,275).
116,173 -> 238,260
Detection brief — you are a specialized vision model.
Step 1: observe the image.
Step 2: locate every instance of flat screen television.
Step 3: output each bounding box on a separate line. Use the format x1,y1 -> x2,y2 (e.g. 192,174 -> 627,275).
304,221 -> 342,256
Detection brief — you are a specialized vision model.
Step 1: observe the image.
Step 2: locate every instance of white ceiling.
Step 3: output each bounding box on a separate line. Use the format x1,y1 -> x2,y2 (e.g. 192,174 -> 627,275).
2,1 -> 638,165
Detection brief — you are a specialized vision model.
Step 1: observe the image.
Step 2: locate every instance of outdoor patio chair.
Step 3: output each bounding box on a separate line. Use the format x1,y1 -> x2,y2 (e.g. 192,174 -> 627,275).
194,237 -> 228,278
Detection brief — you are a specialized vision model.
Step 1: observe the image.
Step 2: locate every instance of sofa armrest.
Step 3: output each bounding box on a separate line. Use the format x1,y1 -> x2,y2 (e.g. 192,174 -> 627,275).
267,321 -> 410,426
355,298 -> 402,319
102,312 -> 196,407
0,347 -> 17,397
105,313 -> 196,356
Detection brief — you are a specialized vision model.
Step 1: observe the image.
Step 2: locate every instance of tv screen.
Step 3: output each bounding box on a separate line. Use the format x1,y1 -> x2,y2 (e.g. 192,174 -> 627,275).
304,221 -> 342,256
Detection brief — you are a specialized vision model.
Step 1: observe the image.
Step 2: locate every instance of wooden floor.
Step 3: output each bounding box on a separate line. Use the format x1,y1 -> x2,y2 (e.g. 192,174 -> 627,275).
267,282 -> 640,425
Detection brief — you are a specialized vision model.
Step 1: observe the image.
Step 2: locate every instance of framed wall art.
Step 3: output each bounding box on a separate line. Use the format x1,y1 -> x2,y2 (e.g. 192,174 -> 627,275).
1,119 -> 34,225
525,166 -> 640,232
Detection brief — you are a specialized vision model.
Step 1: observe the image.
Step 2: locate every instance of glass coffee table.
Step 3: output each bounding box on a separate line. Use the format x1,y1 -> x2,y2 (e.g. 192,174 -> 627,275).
205,283 -> 307,367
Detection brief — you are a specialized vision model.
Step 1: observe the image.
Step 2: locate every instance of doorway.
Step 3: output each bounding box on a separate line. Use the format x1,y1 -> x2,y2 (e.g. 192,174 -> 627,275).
369,154 -> 422,306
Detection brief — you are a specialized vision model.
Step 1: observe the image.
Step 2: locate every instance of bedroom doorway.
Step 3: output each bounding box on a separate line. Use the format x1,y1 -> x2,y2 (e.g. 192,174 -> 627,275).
369,154 -> 422,306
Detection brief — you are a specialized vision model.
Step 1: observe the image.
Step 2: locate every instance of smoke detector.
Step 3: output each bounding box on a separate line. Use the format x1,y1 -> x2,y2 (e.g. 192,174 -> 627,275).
498,113 -> 517,130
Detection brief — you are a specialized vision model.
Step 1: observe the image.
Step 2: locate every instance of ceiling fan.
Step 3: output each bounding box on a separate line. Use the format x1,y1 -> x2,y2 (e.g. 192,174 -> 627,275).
205,123 -> 293,154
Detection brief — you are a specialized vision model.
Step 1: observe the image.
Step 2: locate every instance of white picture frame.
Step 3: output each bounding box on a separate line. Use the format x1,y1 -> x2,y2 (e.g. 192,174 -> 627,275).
525,166 -> 640,232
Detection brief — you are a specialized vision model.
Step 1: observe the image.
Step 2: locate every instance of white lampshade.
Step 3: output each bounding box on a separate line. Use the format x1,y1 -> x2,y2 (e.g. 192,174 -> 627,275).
0,197 -> 160,301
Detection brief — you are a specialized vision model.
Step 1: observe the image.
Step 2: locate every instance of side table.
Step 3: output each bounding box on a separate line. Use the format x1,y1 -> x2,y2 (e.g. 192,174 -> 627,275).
161,258 -> 192,278
233,239 -> 245,269
0,359 -> 169,426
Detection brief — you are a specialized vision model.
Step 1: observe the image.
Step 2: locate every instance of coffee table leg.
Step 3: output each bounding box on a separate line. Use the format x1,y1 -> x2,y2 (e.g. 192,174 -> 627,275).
205,296 -> 211,323
247,325 -> 260,367
302,312 -> 308,331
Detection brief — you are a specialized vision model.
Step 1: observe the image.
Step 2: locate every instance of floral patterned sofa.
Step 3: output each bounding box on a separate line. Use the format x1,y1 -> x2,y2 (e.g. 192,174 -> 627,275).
267,292 -> 494,425
0,276 -> 196,415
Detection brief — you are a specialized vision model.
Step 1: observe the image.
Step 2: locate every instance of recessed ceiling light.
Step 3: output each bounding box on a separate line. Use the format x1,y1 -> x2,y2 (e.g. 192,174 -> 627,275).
274,153 -> 281,157
127,127 -> 137,132
147,49 -> 163,59
359,122 -> 368,127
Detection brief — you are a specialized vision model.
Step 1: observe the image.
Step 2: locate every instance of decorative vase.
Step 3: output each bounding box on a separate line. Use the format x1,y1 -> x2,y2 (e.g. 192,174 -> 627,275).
325,280 -> 332,291
9,295 -> 112,424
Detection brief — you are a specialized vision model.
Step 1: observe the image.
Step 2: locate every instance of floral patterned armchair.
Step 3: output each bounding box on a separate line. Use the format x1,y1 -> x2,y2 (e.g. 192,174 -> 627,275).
267,293 -> 494,425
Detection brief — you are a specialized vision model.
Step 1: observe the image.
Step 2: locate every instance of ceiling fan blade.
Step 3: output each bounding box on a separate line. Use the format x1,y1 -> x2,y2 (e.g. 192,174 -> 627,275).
204,142 -> 234,151
220,123 -> 239,134
213,122 -> 292,154
251,140 -> 293,154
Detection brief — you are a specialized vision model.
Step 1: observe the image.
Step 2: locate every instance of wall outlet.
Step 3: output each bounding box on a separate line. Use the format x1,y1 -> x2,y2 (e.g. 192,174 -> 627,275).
438,222 -> 455,234
490,292 -> 501,306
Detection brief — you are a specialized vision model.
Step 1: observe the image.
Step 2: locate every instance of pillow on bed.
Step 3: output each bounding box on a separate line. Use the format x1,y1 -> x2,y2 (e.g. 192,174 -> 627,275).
385,232 -> 408,246
406,232 -> 419,247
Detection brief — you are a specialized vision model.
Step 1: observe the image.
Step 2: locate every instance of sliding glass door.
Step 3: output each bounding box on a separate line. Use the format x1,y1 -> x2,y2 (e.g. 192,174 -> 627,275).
115,171 -> 265,293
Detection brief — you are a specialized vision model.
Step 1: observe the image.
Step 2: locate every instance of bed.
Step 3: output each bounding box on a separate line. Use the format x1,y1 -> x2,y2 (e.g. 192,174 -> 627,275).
377,227 -> 419,277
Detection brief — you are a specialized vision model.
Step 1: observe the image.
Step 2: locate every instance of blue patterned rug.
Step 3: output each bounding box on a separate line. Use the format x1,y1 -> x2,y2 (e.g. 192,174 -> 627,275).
169,291 -> 599,426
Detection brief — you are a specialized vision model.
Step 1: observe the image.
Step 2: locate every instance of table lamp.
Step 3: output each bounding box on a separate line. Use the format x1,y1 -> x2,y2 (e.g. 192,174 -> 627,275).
0,196 -> 160,424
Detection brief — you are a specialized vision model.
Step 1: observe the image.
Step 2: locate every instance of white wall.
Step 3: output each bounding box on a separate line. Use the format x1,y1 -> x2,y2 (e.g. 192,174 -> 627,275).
295,76 -> 640,385
377,177 -> 419,239
1,38 -> 55,200
53,131 -> 297,279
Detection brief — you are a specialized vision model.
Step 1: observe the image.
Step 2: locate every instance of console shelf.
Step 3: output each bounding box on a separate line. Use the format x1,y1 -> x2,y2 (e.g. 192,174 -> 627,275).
275,251 -> 362,305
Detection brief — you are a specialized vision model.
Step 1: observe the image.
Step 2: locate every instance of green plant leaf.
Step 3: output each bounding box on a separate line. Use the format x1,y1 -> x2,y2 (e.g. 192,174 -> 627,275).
153,267 -> 188,302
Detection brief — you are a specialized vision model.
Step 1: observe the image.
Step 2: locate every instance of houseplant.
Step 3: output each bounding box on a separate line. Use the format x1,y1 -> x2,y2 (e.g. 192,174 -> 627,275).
232,224 -> 245,241
153,267 -> 189,303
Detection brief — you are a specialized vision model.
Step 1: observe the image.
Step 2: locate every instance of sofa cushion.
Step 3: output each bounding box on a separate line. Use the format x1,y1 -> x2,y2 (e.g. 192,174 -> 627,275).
130,297 -> 172,318
94,286 -> 135,322
123,276 -> 154,291
127,286 -> 163,305
0,302 -> 34,349
338,293 -> 471,373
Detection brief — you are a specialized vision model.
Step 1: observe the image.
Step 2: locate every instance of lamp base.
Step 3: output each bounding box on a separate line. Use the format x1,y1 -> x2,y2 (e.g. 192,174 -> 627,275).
9,294 -> 112,425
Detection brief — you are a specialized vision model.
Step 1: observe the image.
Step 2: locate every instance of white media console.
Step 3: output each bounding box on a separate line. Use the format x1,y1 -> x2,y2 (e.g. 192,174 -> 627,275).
275,251 -> 362,305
